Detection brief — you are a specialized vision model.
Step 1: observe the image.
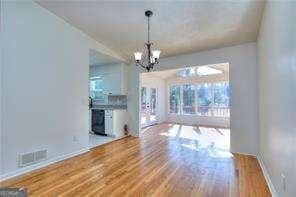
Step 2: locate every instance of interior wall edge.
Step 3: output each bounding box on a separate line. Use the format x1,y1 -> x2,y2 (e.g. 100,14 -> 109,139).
257,154 -> 278,197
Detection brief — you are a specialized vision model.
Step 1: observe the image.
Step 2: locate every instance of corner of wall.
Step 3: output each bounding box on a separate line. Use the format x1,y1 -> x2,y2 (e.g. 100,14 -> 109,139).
257,154 -> 278,197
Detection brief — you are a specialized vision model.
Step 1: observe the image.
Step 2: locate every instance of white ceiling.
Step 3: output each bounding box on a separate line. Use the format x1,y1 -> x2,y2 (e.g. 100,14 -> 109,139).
37,1 -> 265,62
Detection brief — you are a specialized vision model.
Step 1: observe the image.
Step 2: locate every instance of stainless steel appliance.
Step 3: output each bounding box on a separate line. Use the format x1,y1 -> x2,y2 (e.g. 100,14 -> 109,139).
91,109 -> 107,136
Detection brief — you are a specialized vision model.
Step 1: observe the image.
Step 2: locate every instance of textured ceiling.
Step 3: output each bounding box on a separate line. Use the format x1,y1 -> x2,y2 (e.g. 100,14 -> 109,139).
37,1 -> 265,62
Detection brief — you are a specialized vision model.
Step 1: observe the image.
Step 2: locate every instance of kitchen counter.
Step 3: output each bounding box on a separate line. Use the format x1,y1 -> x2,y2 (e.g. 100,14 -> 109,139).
90,104 -> 127,110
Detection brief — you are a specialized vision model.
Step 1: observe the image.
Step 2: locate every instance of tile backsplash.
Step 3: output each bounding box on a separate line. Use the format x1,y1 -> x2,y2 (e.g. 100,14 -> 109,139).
108,95 -> 127,105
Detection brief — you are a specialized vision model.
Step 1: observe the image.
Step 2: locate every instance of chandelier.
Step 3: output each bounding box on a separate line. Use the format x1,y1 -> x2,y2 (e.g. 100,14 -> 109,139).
134,10 -> 161,72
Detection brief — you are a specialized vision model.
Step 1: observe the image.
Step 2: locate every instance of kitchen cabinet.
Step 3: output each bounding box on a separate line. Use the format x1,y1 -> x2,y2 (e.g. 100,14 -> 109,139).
101,72 -> 121,95
104,110 -> 113,136
105,109 -> 127,138
90,63 -> 128,98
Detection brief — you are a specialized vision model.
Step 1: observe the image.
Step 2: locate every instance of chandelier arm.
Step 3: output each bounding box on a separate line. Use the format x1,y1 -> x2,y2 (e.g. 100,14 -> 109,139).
150,62 -> 155,69
136,61 -> 146,69
141,64 -> 147,70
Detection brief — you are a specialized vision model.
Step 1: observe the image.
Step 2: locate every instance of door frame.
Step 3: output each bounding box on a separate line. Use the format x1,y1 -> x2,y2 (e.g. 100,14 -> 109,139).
140,84 -> 158,128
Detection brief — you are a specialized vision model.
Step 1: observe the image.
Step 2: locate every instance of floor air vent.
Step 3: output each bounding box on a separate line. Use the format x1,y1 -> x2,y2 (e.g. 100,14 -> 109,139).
19,150 -> 47,167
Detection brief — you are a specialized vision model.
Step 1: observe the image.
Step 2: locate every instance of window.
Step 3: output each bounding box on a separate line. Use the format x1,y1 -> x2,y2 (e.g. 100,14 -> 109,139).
183,84 -> 195,114
176,68 -> 196,78
196,66 -> 222,76
168,82 -> 229,117
150,88 -> 157,115
197,83 -> 212,116
169,85 -> 181,114
89,77 -> 103,99
213,82 -> 229,107
213,82 -> 230,116
141,87 -> 147,111
176,66 -> 223,78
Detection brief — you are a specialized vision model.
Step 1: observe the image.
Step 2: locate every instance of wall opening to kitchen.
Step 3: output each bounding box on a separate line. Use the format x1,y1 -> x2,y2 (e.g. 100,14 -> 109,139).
88,49 -> 128,148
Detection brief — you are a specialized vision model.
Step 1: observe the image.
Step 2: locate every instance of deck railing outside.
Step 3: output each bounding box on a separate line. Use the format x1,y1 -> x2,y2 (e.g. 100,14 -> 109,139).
182,105 -> 230,117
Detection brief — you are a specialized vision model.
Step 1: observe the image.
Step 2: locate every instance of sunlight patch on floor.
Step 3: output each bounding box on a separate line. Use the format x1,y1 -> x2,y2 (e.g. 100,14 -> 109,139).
159,124 -> 180,137
159,124 -> 231,158
141,116 -> 147,125
150,115 -> 156,122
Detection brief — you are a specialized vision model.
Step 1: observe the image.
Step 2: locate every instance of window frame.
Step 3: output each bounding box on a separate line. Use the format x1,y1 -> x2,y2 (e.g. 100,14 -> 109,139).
167,81 -> 229,117
182,84 -> 197,115
197,82 -> 214,117
168,83 -> 182,115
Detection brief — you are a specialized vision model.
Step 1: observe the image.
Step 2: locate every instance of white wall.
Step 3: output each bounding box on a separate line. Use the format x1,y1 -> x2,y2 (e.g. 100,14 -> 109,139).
1,1 -> 123,179
128,43 -> 258,155
140,75 -> 166,123
90,63 -> 122,77
0,0 -> 4,179
257,1 -> 296,196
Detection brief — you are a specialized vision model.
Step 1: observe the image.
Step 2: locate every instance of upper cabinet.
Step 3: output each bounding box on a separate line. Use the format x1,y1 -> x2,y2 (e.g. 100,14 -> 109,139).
101,72 -> 121,95
90,63 -> 128,99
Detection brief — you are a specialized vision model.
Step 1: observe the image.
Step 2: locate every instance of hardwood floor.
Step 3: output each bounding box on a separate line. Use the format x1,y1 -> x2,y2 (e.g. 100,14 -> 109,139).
0,123 -> 270,197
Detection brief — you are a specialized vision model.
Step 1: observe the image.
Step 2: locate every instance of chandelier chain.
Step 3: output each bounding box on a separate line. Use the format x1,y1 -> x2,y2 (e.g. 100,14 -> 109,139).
147,16 -> 150,44
134,10 -> 160,72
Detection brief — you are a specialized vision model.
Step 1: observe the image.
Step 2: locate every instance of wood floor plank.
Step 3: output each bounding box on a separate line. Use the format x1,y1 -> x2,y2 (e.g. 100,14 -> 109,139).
0,123 -> 270,197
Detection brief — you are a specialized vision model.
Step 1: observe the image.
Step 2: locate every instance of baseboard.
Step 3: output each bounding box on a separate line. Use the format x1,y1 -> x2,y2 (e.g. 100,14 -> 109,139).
257,155 -> 278,197
0,148 -> 89,181
230,151 -> 277,196
89,135 -> 130,149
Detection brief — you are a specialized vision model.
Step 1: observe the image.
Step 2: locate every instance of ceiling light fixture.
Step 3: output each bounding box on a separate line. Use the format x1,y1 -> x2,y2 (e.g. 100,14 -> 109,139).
134,10 -> 161,72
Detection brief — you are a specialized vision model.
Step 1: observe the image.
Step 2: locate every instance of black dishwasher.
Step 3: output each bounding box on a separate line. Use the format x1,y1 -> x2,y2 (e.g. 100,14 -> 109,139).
91,109 -> 107,136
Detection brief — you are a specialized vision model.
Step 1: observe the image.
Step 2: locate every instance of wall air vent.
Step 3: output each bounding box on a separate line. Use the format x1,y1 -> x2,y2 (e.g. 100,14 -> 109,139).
19,152 -> 35,167
19,149 -> 47,167
34,150 -> 47,161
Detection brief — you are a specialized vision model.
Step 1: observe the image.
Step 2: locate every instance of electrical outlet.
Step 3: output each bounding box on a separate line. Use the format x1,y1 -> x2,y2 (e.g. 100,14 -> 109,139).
281,173 -> 286,192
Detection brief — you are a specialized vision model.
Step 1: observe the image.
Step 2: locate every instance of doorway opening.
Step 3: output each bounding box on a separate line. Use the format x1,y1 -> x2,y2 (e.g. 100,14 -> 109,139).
88,49 -> 122,148
140,86 -> 157,127
140,62 -> 230,151
140,71 -> 166,130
